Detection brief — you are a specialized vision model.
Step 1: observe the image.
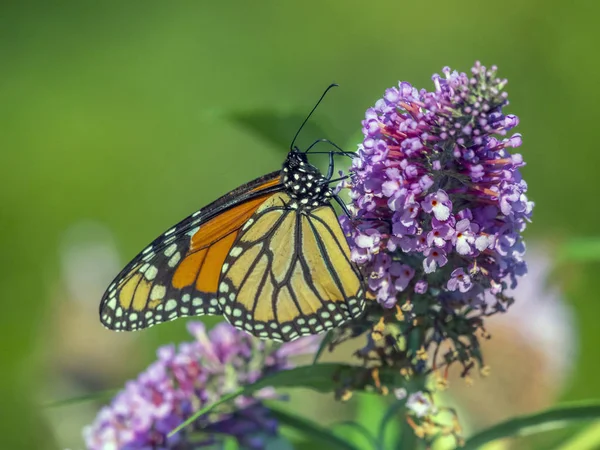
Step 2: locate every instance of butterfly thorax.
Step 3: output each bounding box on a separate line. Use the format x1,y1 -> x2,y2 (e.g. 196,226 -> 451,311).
282,150 -> 333,209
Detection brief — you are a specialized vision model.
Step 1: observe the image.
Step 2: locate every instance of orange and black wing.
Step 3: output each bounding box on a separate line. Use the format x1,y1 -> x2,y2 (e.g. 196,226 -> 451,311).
99,171 -> 283,331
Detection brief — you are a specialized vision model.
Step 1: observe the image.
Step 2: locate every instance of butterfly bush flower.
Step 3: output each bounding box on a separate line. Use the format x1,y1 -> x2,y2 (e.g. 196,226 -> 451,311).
343,62 -> 533,311
84,322 -> 318,449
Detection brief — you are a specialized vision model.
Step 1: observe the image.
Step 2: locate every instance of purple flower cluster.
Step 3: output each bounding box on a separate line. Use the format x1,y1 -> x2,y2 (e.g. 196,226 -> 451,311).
343,62 -> 533,309
84,322 -> 318,449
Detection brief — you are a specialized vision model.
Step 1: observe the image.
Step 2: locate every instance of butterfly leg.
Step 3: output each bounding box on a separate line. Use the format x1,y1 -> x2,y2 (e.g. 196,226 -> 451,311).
325,149 -> 335,179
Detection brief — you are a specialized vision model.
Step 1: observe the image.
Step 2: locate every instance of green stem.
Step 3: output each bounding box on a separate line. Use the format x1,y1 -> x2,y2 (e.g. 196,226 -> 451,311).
397,326 -> 426,450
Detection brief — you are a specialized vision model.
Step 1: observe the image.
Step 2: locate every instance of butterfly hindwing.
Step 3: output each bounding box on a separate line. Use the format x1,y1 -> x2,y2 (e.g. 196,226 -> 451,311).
99,172 -> 282,331
218,193 -> 366,342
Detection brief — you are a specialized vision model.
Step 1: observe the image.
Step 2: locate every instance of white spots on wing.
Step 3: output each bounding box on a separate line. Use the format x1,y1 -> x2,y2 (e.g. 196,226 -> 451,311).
164,244 -> 178,257
164,234 -> 177,244
192,297 -> 203,306
139,263 -> 149,273
142,252 -> 155,262
165,299 -> 177,311
192,209 -> 202,217
142,245 -> 153,254
151,284 -> 166,299
106,297 -> 117,310
229,247 -> 243,257
145,311 -> 153,319
221,263 -> 229,273
164,227 -> 176,236
129,312 -> 138,321
242,219 -> 254,231
186,226 -> 200,236
168,252 -> 181,267
219,282 -> 229,293
182,294 -> 190,303
145,265 -> 158,281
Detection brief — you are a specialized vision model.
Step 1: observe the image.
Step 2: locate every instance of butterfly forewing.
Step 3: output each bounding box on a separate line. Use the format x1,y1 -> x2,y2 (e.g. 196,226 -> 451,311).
218,193 -> 365,342
99,172 -> 282,331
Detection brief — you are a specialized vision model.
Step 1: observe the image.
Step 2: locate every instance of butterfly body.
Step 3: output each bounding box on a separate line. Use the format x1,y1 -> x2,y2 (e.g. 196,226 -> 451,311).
281,151 -> 333,209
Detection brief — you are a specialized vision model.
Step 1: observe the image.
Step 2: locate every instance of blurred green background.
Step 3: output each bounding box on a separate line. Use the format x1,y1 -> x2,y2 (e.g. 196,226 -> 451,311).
2,1 -> 599,449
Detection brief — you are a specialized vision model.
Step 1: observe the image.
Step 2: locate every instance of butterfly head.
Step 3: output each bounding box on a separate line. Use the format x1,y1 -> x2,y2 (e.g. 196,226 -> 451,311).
282,149 -> 332,207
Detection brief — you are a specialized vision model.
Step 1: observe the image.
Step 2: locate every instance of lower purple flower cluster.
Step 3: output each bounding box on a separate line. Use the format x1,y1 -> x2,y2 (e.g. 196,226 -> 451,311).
342,62 -> 533,310
84,322 -> 318,449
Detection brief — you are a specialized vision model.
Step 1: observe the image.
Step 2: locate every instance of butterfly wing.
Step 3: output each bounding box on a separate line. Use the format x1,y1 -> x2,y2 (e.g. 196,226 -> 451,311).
218,192 -> 366,342
99,171 -> 283,331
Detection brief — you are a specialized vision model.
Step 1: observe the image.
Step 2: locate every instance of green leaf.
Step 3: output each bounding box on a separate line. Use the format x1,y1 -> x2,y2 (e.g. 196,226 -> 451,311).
269,404 -> 360,450
333,421 -> 380,450
557,237 -> 600,262
377,400 -> 404,448
169,363 -> 357,436
355,394 -> 388,450
554,422 -> 600,450
462,401 -> 600,450
228,111 -> 334,153
44,389 -> 119,408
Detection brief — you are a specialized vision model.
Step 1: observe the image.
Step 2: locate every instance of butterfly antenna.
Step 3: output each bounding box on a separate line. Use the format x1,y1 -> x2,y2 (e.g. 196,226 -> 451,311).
289,83 -> 339,152
304,139 -> 354,157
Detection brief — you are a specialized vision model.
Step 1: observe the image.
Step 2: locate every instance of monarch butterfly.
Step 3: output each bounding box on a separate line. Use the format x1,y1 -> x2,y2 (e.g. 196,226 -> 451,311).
99,85 -> 366,342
